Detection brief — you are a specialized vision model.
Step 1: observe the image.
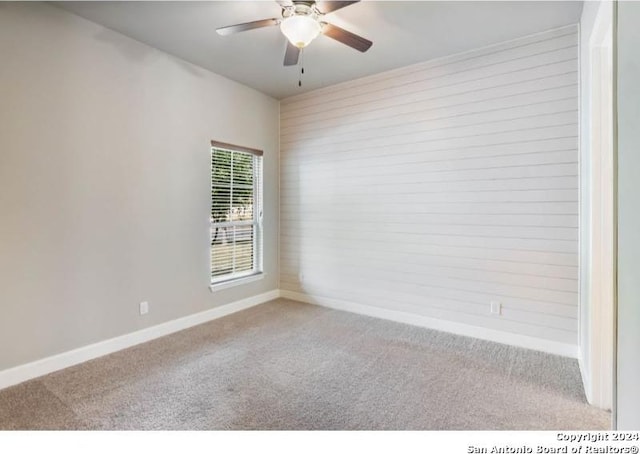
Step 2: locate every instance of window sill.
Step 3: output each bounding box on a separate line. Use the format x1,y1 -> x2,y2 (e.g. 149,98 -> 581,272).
209,272 -> 264,292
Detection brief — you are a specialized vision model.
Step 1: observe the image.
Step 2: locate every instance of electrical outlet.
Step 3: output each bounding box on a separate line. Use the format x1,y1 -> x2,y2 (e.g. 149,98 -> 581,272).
139,301 -> 149,316
490,301 -> 501,316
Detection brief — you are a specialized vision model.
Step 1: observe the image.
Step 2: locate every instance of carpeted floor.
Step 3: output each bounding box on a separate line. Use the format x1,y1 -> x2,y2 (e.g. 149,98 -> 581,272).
0,298 -> 610,430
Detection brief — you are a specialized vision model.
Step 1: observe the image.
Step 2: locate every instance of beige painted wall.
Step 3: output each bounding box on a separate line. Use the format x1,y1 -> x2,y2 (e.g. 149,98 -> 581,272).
0,3 -> 279,371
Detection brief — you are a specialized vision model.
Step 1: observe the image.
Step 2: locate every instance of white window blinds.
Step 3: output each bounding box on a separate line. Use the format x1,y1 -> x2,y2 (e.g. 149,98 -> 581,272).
210,142 -> 263,284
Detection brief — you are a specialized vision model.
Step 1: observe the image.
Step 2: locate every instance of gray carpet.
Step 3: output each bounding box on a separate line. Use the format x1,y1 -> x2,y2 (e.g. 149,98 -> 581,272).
0,298 -> 610,430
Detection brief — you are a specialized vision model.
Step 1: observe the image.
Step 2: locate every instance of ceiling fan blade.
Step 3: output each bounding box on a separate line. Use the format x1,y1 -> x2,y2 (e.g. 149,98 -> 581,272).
216,18 -> 280,36
321,22 -> 372,52
284,41 -> 301,66
275,0 -> 293,7
316,1 -> 360,14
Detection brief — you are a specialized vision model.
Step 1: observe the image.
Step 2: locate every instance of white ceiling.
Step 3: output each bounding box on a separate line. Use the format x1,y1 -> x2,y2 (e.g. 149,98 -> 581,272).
55,1 -> 583,99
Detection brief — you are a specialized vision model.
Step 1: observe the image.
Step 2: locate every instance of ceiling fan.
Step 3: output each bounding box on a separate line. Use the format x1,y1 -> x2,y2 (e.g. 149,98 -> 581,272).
216,1 -> 372,67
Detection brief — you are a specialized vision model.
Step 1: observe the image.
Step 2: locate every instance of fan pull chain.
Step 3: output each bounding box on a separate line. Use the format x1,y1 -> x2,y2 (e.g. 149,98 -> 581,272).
298,48 -> 305,88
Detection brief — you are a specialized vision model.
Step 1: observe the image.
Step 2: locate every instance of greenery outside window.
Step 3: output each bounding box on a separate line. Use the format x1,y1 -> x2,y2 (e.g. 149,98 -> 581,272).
210,141 -> 263,286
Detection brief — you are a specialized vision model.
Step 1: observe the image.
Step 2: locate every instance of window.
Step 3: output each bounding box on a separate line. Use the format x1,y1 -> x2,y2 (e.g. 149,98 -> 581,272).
210,141 -> 263,286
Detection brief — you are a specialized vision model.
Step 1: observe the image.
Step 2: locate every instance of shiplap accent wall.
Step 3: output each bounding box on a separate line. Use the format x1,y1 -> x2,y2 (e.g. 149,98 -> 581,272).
279,26 -> 579,350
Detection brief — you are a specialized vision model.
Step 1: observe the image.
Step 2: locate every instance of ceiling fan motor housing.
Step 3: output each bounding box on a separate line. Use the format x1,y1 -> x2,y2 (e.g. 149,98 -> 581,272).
281,1 -> 323,48
215,0 -> 371,67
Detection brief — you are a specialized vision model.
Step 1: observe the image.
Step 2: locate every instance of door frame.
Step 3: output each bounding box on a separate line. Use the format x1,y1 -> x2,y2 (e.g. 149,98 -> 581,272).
584,0 -> 616,414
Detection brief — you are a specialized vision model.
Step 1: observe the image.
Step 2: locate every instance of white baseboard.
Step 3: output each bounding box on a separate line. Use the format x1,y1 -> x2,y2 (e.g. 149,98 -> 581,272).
280,290 -> 579,358
578,350 -> 594,403
0,287 -> 579,391
0,289 -> 279,391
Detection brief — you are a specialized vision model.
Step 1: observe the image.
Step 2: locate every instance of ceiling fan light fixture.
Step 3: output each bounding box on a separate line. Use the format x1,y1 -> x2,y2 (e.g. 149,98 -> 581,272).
280,14 -> 321,48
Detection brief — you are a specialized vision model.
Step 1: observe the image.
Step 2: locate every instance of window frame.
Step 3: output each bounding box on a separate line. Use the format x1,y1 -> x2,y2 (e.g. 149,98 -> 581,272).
209,140 -> 264,290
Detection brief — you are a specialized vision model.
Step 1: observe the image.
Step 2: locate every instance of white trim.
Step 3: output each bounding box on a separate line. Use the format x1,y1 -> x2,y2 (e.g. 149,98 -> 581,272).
210,272 -> 264,292
280,290 -> 579,358
210,149 -> 264,286
579,350 -> 593,401
582,0 -> 615,410
0,286 -> 580,392
0,289 -> 279,391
